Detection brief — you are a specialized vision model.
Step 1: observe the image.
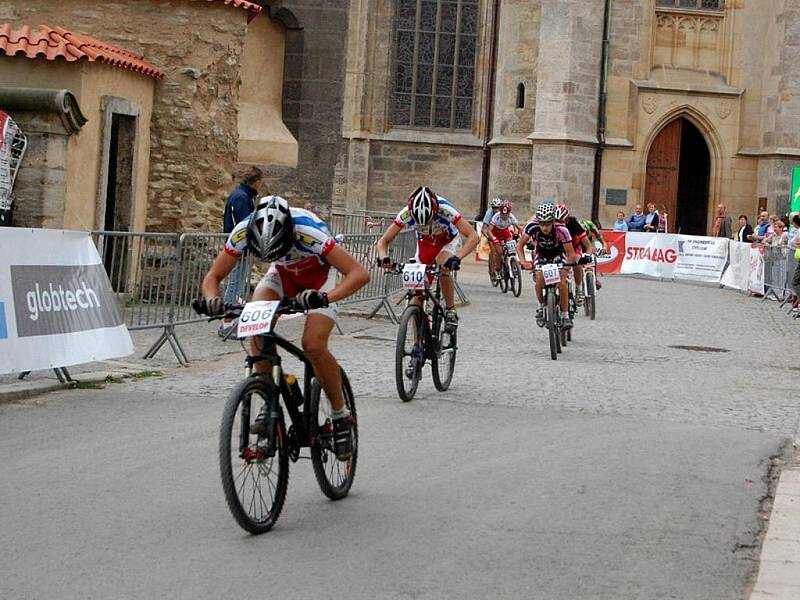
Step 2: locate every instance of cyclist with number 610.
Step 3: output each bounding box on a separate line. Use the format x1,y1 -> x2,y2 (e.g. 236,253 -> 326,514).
375,186 -> 478,332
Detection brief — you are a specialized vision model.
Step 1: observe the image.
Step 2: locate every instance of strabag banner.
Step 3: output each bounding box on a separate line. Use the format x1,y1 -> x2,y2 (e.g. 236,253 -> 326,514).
596,231 -> 626,274
674,235 -> 729,283
620,232 -> 679,279
0,228 -> 133,374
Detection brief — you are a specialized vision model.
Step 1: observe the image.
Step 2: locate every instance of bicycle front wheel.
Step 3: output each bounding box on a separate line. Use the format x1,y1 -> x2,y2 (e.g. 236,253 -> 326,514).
395,305 -> 424,401
585,271 -> 597,320
510,257 -> 522,297
219,376 -> 289,534
500,259 -> 509,293
547,292 -> 558,361
310,370 -> 358,500
431,309 -> 457,391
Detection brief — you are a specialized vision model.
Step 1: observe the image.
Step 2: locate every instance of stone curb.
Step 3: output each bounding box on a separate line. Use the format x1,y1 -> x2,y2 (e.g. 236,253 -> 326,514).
0,366 -> 145,404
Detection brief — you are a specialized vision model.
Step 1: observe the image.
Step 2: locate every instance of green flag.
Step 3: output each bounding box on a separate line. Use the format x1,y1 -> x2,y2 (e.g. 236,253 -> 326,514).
792,166 -> 800,213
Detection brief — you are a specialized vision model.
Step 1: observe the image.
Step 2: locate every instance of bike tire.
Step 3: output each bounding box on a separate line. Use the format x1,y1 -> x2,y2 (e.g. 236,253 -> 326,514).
499,261 -> 509,293
510,258 -> 523,297
585,271 -> 597,321
547,292 -> 558,360
310,370 -> 358,500
395,305 -> 424,402
431,309 -> 457,391
219,376 -> 289,535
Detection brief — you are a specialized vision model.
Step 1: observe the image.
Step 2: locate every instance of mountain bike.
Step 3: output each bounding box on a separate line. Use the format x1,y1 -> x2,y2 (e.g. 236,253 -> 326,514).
389,261 -> 458,401
534,261 -> 566,361
499,238 -> 523,297
205,299 -> 357,534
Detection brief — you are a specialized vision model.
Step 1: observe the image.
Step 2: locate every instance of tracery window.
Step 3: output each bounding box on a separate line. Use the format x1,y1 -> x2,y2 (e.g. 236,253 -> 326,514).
655,0 -> 724,10
392,0 -> 479,131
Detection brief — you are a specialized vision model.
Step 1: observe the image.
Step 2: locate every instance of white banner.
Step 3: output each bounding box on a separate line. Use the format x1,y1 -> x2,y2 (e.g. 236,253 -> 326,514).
674,236 -> 729,283
0,228 -> 133,374
720,241 -> 752,291
620,232 -> 679,279
747,245 -> 765,295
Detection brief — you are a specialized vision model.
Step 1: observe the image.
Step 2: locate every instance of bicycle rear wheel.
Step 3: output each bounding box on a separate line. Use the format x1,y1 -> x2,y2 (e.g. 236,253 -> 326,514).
395,305 -> 424,401
219,376 -> 289,534
310,370 -> 358,500
510,257 -> 522,297
547,292 -> 558,360
585,271 -> 597,320
499,259 -> 509,293
431,309 -> 457,391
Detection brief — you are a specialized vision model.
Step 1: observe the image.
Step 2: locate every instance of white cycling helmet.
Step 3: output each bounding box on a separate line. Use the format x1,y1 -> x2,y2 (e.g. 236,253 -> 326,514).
407,186 -> 439,225
536,202 -> 556,223
490,197 -> 503,209
247,195 -> 294,261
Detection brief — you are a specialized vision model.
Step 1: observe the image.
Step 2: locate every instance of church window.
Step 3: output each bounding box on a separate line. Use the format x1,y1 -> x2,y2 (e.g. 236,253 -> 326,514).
655,0 -> 724,10
516,83 -> 525,109
392,0 -> 480,130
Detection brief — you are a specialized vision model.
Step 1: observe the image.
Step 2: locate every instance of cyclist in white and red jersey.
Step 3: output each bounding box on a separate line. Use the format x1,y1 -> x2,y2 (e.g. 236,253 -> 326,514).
376,186 -> 479,331
489,200 -> 520,242
481,197 -> 504,283
518,202 -> 578,329
195,196 -> 369,461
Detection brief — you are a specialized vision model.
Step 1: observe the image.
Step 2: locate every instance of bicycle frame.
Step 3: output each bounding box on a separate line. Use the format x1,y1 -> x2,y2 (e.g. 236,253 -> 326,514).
402,265 -> 448,361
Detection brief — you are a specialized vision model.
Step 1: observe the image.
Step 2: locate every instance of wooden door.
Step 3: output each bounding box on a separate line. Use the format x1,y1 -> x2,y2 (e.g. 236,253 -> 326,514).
645,119 -> 682,226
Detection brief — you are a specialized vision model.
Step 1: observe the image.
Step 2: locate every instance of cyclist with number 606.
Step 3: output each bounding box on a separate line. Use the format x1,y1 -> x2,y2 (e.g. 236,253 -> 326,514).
518,203 -> 579,330
194,196 -> 369,461
375,186 -> 479,331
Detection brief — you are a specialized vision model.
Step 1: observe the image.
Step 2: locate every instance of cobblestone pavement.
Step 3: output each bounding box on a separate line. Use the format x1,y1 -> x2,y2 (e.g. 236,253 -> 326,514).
1,263 -> 798,600
133,263 -> 800,436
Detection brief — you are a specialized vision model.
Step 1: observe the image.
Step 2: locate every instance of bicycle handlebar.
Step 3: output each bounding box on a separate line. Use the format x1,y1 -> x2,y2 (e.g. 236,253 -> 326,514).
200,297 -> 305,321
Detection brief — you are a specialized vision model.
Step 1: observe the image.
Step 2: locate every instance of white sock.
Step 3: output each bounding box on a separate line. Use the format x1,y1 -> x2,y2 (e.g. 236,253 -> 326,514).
331,407 -> 350,419
561,311 -> 570,318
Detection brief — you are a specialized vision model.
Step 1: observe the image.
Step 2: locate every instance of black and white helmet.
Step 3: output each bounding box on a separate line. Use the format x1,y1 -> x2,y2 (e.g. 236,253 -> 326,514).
535,202 -> 556,223
407,186 -> 439,225
490,197 -> 503,209
247,195 -> 294,262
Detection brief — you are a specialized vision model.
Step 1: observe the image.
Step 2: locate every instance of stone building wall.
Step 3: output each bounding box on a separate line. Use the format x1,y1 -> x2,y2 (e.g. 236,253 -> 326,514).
261,0 -> 351,218
0,0 -> 250,232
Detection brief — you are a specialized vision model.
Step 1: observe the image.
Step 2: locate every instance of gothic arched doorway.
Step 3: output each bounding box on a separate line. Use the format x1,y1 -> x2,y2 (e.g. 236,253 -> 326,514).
645,118 -> 711,235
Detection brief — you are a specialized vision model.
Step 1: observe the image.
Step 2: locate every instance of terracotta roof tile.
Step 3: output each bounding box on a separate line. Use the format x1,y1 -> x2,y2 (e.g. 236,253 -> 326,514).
205,0 -> 263,15
0,24 -> 163,79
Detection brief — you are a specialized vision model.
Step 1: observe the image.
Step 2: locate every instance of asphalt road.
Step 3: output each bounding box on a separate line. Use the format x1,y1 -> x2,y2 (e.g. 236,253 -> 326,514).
1,266 -> 797,600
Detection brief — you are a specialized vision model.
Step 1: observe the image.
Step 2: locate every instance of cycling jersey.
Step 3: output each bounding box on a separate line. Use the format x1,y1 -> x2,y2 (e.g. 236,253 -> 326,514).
394,197 -> 462,244
523,221 -> 572,262
563,216 -> 588,249
482,207 -> 496,227
490,212 -> 519,230
225,207 -> 336,292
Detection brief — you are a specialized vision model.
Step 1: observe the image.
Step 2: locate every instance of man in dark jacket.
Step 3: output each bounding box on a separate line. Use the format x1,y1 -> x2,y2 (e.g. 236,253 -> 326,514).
220,167 -> 263,335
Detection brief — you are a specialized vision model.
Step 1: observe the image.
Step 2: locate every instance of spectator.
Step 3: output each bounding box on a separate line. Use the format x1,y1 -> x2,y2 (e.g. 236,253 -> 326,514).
737,215 -> 753,243
612,211 -> 628,232
657,204 -> 669,233
750,211 -> 773,243
643,203 -> 660,232
628,205 -> 646,232
770,220 -> 789,246
711,204 -> 732,238
791,214 -> 800,313
220,167 -> 263,336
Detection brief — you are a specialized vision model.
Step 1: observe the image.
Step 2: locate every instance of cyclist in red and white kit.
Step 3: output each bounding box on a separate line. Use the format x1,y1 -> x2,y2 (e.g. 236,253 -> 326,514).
195,196 -> 369,460
489,200 -> 521,243
376,186 -> 479,331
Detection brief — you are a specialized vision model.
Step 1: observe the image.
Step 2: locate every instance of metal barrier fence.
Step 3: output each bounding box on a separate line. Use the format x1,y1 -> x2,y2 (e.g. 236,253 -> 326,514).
93,220 -> 471,363
328,210 -> 396,237
763,245 -> 798,302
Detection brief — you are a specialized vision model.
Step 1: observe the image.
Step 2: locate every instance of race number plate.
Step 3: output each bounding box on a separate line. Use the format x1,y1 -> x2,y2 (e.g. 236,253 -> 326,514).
402,263 -> 428,290
505,240 -> 517,255
237,300 -> 280,338
541,263 -> 560,285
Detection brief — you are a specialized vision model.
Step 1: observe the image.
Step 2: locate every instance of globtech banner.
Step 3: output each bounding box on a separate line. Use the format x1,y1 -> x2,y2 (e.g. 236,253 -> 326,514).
596,231 -> 626,274
620,232 -> 679,279
674,235 -> 729,283
0,228 -> 133,374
